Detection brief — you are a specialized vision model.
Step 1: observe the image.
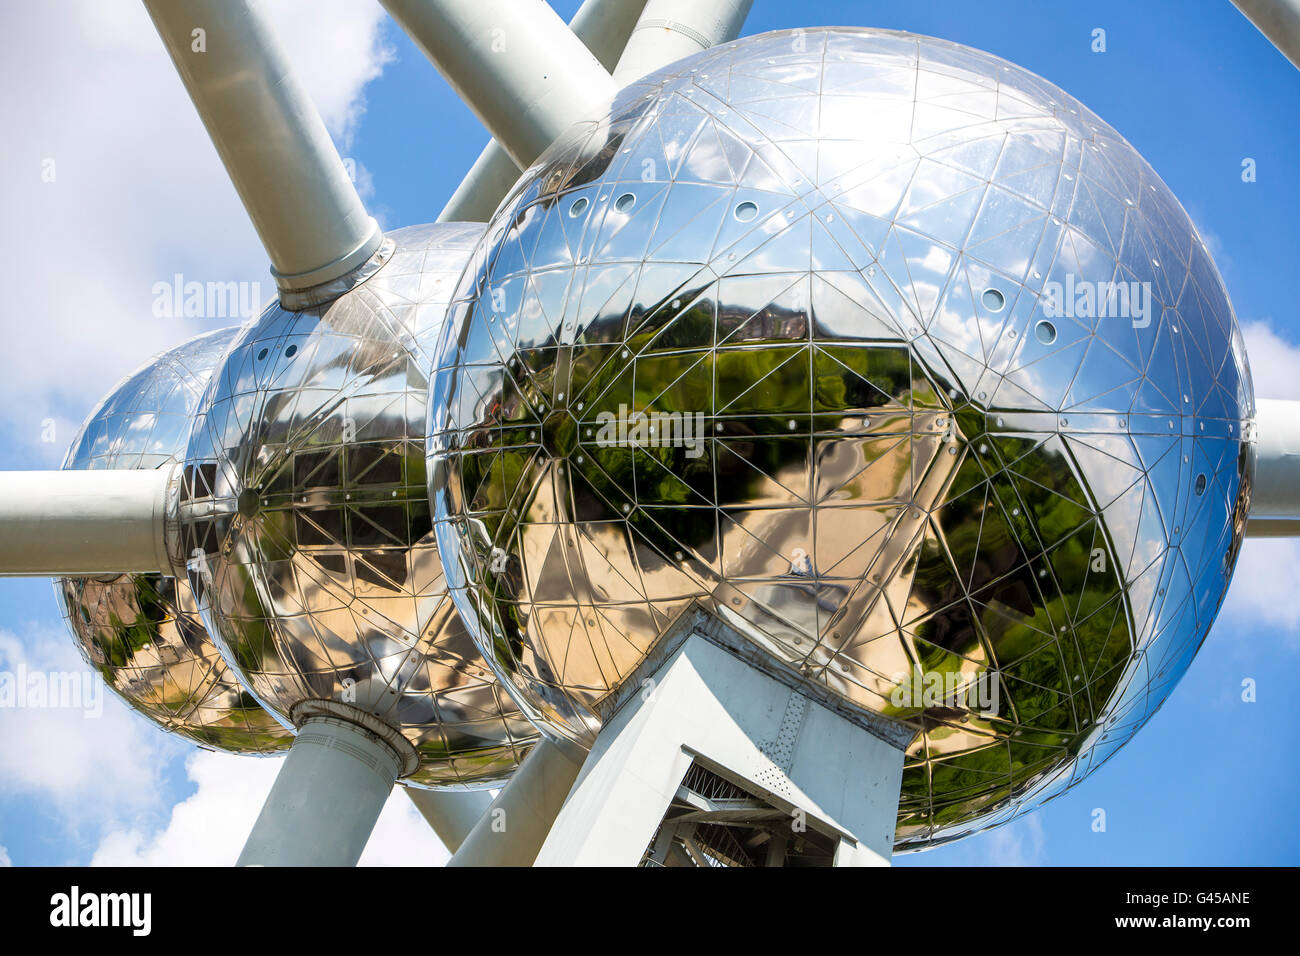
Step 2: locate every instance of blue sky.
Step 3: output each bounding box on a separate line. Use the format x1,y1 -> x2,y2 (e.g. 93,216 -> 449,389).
0,0 -> 1296,866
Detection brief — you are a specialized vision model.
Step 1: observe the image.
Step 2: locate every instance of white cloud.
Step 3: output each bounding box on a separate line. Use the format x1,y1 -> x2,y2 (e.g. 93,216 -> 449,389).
92,750 -> 448,866
982,813 -> 1047,865
263,1 -> 395,149
360,789 -> 452,867
1241,319 -> 1300,401
0,0 -> 393,467
0,845 -> 10,867
91,750 -> 278,866
0,626 -> 179,826
1222,538 -> 1300,635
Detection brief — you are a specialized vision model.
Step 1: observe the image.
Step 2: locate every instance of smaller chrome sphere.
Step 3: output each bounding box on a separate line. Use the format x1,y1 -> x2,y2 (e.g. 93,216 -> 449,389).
57,328 -> 291,754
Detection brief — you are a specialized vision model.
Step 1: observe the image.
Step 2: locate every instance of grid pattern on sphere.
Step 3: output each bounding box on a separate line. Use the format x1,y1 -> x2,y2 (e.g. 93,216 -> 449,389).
429,29 -> 1254,845
182,223 -> 537,788
58,328 -> 292,754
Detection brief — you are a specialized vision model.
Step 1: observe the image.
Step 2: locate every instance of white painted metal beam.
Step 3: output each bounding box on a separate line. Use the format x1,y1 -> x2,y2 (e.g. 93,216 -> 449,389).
142,0 -> 383,307
434,0 -> 649,223
1246,398 -> 1300,536
1232,0 -> 1300,70
447,738 -> 585,867
613,0 -> 753,84
0,469 -> 173,576
378,0 -> 618,171
237,715 -> 405,867
534,625 -> 905,867
433,0 -> 753,222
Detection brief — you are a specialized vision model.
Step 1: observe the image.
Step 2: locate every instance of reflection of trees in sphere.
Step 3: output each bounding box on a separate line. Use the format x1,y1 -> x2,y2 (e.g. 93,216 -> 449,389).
182,224 -> 537,789
429,29 -> 1254,844
57,328 -> 291,754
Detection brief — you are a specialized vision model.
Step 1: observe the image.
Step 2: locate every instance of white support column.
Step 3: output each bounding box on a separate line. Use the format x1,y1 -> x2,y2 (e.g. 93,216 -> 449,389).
378,0 -> 618,170
613,0 -> 753,84
435,0 -> 650,224
0,469 -> 173,576
533,621 -> 907,867
436,146 -> 524,225
1247,398 -> 1300,536
447,738 -> 585,867
142,0 -> 383,307
237,715 -> 410,867
1232,0 -> 1300,70
402,787 -> 494,854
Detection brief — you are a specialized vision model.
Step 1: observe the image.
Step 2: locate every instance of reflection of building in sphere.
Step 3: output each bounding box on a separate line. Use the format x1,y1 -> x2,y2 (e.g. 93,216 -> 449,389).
429,29 -> 1255,845
58,328 -> 291,754
182,223 -> 537,789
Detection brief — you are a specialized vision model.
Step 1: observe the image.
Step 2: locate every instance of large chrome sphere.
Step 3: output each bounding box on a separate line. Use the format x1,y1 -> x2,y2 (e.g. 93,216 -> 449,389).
429,29 -> 1254,844
57,328 -> 291,754
181,223 -> 537,788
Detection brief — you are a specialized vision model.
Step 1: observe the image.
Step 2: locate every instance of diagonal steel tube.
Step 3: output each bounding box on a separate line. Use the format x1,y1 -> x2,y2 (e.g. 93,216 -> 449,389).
433,0 -> 650,224
379,0 -> 618,171
1232,0 -> 1300,70
143,0 -> 384,308
398,0 -> 753,223
613,0 -> 752,84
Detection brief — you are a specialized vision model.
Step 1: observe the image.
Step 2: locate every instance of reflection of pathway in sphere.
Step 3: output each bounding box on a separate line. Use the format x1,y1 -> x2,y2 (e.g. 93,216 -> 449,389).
430,28 -> 1254,847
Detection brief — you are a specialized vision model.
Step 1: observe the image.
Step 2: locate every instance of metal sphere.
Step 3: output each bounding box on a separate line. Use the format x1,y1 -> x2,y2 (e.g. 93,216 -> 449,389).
57,328 -> 291,755
181,223 -> 537,789
428,29 -> 1254,844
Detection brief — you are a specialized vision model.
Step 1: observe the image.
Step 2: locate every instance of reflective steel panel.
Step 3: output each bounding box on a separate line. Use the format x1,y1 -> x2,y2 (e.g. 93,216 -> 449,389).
57,328 -> 291,754
429,29 -> 1255,845
183,223 -> 537,788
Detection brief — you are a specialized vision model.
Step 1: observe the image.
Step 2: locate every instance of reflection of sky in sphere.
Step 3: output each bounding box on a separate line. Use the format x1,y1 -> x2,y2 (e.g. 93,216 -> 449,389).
58,328 -> 292,755
181,224 -> 537,789
430,29 -> 1254,846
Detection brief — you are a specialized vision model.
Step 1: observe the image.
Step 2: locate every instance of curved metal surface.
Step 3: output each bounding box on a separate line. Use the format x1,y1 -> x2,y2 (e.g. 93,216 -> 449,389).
181,223 -> 537,789
57,328 -> 292,755
428,29 -> 1255,846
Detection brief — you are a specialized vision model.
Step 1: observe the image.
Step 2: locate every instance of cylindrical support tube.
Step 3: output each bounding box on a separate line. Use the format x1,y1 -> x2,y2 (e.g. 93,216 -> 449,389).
1250,398 -> 1300,517
448,738 -> 584,867
1232,0 -> 1300,70
379,0 -> 618,170
0,469 -> 172,576
570,0 -> 653,73
436,0 -> 649,223
613,0 -> 753,84
237,716 -> 402,867
402,786 -> 494,854
1246,398 -> 1300,536
437,143 -> 525,224
142,0 -> 382,303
